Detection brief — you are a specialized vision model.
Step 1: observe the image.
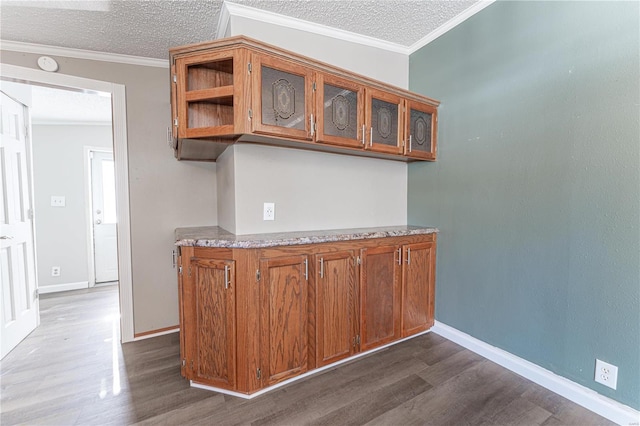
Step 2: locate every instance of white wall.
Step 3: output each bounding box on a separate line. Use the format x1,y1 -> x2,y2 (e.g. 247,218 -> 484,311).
32,124 -> 112,288
216,146 -> 236,232
1,51 -> 218,334
233,144 -> 406,234
223,15 -> 409,234
229,15 -> 408,88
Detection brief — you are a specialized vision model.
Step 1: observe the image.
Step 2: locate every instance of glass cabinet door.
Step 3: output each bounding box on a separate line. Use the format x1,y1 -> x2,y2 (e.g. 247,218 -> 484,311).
405,100 -> 437,160
315,74 -> 364,149
365,89 -> 403,155
251,54 -> 313,141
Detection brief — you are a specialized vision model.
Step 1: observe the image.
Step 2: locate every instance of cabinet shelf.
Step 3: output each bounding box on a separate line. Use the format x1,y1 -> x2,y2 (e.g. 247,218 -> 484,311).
185,86 -> 234,103
187,60 -> 234,91
187,102 -> 234,129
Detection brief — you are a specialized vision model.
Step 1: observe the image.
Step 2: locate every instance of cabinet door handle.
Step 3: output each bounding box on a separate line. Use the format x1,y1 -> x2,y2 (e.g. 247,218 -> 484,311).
406,248 -> 411,264
310,114 -> 315,136
319,258 -> 324,278
397,248 -> 402,265
369,127 -> 373,147
224,265 -> 229,289
304,258 -> 309,280
361,124 -> 365,145
409,134 -> 413,153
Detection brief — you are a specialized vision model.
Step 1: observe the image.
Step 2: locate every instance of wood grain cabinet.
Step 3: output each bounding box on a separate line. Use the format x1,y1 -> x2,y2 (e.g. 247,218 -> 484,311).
315,74 -> 365,149
364,88 -> 404,156
258,254 -> 309,386
251,54 -> 314,141
177,232 -> 436,395
170,36 -> 439,162
401,242 -> 436,337
359,245 -> 402,351
313,250 -> 359,367
404,100 -> 438,160
179,251 -> 236,390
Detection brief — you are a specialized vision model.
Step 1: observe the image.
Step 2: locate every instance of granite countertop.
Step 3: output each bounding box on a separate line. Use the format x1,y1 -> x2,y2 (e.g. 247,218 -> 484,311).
175,225 -> 438,249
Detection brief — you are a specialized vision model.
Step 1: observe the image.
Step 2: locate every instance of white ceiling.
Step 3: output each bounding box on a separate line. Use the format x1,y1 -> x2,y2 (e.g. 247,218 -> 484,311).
29,85 -> 112,125
2,0 -> 485,124
1,0 -> 481,59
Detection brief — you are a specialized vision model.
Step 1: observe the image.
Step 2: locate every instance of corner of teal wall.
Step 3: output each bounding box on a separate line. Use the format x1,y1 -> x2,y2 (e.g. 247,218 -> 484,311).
407,0 -> 640,410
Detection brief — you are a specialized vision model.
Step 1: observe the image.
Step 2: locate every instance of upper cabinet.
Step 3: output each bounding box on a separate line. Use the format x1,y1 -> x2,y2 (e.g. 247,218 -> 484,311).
405,100 -> 438,160
251,54 -> 314,141
169,36 -> 439,162
315,73 -> 364,149
365,88 -> 404,155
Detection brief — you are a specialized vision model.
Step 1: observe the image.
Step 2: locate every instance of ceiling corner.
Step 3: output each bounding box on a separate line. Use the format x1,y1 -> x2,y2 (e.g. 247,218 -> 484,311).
408,0 -> 496,55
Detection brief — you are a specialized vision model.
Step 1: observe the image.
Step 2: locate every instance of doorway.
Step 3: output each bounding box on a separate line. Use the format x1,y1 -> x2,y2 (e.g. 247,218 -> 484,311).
0,64 -> 134,346
88,149 -> 119,285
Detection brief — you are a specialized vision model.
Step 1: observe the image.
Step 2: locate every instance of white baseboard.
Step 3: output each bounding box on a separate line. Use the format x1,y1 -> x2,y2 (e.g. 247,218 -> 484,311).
191,329 -> 431,399
432,322 -> 639,426
132,327 -> 179,341
38,281 -> 89,294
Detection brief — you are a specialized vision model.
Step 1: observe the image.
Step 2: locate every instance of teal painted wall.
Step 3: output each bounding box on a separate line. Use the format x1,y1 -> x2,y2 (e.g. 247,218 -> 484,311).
408,1 -> 639,409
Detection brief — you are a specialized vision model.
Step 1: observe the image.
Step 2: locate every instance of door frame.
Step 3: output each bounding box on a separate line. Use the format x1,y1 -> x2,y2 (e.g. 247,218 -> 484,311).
1,64 -> 135,343
83,146 -> 115,288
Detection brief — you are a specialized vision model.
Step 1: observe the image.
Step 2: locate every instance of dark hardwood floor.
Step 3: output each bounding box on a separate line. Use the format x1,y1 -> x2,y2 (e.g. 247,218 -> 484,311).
1,286 -> 613,425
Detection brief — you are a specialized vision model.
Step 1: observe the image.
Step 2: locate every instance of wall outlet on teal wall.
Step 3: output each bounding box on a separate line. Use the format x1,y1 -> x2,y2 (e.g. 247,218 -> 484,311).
595,359 -> 618,390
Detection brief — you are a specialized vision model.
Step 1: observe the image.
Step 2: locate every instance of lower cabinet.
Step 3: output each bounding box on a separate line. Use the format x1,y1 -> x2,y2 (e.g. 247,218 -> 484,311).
314,250 -> 358,367
360,245 -> 402,351
259,255 -> 309,386
180,255 -> 236,390
401,242 -> 436,337
178,233 -> 436,395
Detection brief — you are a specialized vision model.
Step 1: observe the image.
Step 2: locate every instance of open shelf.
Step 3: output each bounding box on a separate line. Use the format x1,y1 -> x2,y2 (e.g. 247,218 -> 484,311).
187,59 -> 234,91
188,101 -> 234,129
185,86 -> 234,102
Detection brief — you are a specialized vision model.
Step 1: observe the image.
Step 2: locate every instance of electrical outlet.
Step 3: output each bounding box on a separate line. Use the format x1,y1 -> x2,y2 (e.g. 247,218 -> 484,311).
263,202 -> 275,221
595,359 -> 618,390
51,266 -> 61,277
51,196 -> 65,207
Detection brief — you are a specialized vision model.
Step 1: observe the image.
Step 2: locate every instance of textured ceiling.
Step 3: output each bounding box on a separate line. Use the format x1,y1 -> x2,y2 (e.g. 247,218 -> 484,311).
30,84 -> 112,124
1,0 -> 479,59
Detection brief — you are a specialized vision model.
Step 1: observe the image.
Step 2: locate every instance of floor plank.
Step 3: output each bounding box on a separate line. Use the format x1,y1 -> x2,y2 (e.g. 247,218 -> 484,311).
0,286 -> 615,425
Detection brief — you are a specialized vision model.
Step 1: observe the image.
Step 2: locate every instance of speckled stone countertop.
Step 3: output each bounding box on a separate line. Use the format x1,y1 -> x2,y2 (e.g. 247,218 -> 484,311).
175,225 -> 438,249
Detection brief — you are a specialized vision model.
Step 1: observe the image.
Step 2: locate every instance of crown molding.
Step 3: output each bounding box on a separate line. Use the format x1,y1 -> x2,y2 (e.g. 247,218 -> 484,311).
220,1 -> 410,55
408,0 -> 496,54
216,1 -> 231,39
0,40 -> 169,68
32,120 -> 112,126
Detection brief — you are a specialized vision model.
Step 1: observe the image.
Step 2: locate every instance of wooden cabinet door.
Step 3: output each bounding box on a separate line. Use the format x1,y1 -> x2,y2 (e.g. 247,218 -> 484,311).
315,73 -> 364,149
405,100 -> 438,160
251,54 -> 314,141
364,88 -> 404,155
360,245 -> 402,351
314,250 -> 358,367
259,255 -> 309,386
401,242 -> 436,337
183,257 -> 236,389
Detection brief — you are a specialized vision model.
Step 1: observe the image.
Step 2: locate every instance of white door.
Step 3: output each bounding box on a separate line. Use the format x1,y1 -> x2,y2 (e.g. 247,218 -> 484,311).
91,151 -> 118,283
0,91 -> 39,359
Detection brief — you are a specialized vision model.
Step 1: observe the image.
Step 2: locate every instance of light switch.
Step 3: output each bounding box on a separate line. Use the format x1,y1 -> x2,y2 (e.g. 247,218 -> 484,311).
51,196 -> 66,207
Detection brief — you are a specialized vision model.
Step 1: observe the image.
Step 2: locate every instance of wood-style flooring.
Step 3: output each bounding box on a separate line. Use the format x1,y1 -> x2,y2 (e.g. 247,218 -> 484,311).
1,286 -> 613,425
